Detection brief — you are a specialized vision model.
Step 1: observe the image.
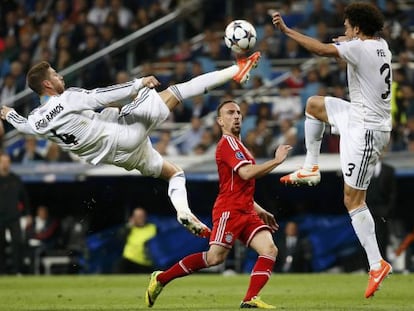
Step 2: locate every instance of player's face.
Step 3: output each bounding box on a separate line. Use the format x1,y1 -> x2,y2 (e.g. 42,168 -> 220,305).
344,19 -> 358,39
218,102 -> 242,136
46,67 -> 65,94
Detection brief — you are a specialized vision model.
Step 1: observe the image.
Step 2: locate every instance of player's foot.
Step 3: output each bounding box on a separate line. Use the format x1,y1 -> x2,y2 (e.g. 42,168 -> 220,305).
233,51 -> 261,84
240,296 -> 276,309
365,259 -> 392,298
177,211 -> 211,238
280,165 -> 321,186
145,271 -> 164,307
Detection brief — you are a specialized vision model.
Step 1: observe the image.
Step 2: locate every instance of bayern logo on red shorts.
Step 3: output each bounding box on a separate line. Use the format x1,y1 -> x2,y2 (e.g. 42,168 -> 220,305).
224,232 -> 233,243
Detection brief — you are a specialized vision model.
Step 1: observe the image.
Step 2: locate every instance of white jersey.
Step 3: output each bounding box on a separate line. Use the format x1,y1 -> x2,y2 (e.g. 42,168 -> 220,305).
6,79 -> 144,165
334,38 -> 392,131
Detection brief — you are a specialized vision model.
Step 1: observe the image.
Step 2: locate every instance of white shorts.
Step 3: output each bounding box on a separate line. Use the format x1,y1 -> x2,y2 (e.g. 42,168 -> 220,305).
325,97 -> 390,190
109,87 -> 170,177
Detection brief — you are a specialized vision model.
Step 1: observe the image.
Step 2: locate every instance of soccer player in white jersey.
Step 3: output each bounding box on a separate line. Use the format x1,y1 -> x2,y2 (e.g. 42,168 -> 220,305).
271,2 -> 392,298
0,52 -> 260,239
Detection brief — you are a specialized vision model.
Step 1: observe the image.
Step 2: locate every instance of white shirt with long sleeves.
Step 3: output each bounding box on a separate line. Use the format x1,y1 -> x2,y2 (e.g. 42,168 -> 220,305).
6,79 -> 144,165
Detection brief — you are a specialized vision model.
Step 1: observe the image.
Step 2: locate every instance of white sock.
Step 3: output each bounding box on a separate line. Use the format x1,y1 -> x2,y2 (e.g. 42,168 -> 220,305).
167,66 -> 238,101
168,171 -> 192,215
349,205 -> 382,270
303,114 -> 325,169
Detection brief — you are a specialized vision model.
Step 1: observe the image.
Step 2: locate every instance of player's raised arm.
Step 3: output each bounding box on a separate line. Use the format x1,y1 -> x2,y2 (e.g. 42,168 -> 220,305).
1,106 -> 36,135
271,11 -> 339,58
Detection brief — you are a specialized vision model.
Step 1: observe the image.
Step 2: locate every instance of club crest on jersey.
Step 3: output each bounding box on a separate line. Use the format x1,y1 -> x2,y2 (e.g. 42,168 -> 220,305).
224,232 -> 233,244
235,151 -> 245,160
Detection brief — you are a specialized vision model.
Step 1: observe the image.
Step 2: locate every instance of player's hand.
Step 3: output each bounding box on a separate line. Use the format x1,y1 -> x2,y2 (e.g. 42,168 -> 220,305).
274,144 -> 292,165
142,76 -> 160,89
257,209 -> 279,232
0,106 -> 13,120
270,11 -> 288,33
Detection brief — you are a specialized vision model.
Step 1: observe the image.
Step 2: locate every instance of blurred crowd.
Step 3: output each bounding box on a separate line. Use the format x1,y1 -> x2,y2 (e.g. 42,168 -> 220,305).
1,0 -> 414,276
1,0 -> 414,161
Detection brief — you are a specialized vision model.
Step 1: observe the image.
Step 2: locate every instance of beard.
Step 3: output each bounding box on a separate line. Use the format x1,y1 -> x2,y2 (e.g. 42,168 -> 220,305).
232,125 -> 241,136
55,84 -> 65,94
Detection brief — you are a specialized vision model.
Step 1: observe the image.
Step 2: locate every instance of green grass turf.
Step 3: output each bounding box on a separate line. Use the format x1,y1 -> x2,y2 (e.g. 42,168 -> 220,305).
0,273 -> 413,310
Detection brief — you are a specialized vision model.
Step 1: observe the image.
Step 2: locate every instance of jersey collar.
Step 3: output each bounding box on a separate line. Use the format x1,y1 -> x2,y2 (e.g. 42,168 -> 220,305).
40,95 -> 50,105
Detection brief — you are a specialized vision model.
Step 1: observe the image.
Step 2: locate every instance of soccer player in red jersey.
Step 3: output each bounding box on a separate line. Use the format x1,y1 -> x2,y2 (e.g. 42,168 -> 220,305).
145,100 -> 292,309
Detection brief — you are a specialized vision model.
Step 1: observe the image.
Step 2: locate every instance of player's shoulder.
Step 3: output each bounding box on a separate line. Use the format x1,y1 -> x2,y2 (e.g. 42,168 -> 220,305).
220,134 -> 240,150
64,87 -> 91,98
66,87 -> 88,93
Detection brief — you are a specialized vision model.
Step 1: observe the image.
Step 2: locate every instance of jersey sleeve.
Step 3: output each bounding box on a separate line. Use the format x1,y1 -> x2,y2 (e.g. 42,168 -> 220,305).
65,78 -> 144,110
5,110 -> 36,134
220,136 -> 251,172
334,39 -> 361,66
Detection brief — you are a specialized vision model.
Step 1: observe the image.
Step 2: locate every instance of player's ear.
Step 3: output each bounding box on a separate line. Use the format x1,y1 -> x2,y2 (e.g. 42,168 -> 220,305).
42,79 -> 52,90
216,116 -> 223,127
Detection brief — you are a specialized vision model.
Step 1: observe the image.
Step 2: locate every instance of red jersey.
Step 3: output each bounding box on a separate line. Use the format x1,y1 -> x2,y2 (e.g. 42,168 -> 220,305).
213,134 -> 256,215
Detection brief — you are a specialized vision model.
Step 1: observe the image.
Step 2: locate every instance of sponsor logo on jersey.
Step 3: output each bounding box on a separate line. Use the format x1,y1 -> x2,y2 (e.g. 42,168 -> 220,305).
235,151 -> 245,160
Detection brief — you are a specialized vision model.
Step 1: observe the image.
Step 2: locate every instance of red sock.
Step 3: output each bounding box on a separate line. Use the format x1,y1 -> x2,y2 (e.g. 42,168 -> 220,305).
243,255 -> 275,302
157,252 -> 208,285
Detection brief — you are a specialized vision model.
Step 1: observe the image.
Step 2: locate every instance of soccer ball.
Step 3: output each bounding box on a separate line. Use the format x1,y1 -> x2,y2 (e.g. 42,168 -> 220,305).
224,20 -> 257,54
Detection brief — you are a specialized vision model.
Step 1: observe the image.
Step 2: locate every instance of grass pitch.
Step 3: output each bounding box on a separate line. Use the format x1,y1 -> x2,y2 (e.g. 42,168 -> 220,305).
0,273 -> 413,310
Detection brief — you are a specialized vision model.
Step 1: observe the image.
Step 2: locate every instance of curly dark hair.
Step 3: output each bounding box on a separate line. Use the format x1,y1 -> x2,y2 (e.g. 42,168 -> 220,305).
344,2 -> 384,36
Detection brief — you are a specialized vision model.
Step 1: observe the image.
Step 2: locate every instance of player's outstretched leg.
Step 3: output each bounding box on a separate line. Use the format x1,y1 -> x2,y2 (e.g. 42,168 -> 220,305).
280,165 -> 321,186
145,271 -> 164,307
365,259 -> 392,298
166,51 -> 261,107
240,296 -> 276,309
233,51 -> 261,84
177,211 -> 211,238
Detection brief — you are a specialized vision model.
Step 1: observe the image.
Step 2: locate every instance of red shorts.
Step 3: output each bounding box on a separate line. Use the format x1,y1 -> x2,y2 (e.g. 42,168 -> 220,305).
209,209 -> 270,249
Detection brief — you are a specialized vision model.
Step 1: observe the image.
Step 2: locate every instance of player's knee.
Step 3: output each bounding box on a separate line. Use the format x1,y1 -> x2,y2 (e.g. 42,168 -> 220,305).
258,243 -> 278,258
206,252 -> 226,266
268,243 -> 278,258
273,244 -> 279,257
159,89 -> 180,111
306,96 -> 322,115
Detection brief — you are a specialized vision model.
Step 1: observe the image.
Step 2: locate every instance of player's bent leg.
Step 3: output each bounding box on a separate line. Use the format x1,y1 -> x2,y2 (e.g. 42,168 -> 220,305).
160,161 -> 211,238
306,96 -> 329,123
145,271 -> 164,307
177,211 -> 211,238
